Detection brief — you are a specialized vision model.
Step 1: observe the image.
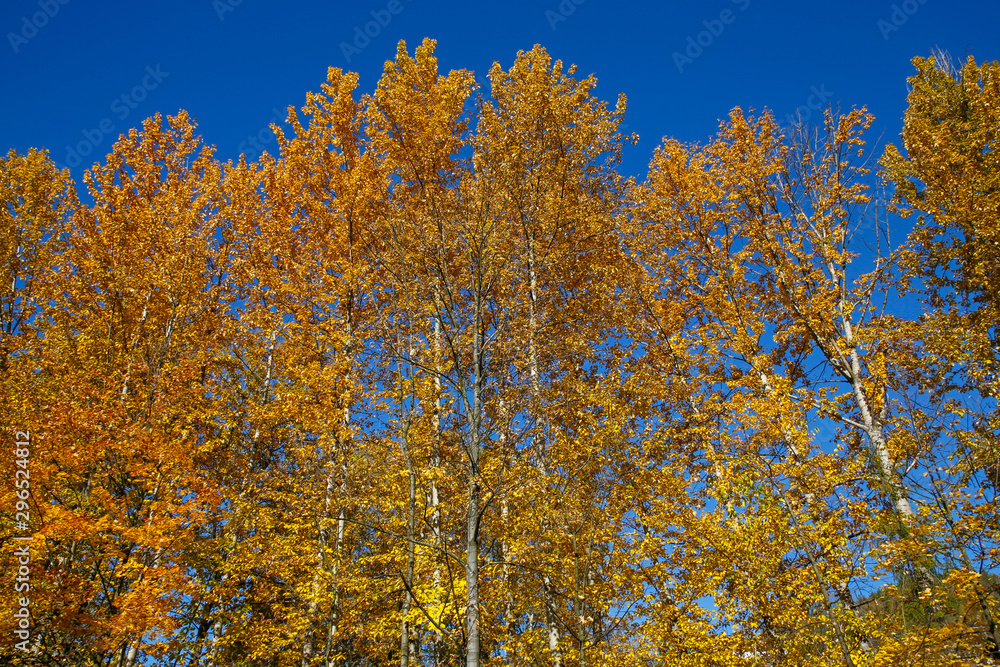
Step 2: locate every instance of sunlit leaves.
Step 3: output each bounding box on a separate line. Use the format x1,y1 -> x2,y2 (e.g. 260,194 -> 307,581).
3,44 -> 999,667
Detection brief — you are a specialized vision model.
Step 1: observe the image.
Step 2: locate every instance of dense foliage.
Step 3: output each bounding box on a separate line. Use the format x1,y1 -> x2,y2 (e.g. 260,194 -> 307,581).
2,40 -> 998,666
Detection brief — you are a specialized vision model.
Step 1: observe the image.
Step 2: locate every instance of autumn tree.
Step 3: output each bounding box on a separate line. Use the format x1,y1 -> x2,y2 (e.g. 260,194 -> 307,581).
631,109 -> 879,665
0,147 -> 76,664
7,39 -> 1000,667
883,52 -> 1000,662
631,100 -> 1000,664
0,112 -> 231,666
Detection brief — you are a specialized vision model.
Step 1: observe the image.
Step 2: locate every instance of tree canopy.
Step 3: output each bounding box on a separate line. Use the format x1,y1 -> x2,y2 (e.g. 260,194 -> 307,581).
2,40 -> 998,667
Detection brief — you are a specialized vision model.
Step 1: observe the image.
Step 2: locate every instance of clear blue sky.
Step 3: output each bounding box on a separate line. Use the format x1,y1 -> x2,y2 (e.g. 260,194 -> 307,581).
2,0 -> 998,180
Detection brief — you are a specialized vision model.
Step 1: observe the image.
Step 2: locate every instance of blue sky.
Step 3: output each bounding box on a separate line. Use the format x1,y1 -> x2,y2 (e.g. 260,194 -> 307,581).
2,0 -> 998,180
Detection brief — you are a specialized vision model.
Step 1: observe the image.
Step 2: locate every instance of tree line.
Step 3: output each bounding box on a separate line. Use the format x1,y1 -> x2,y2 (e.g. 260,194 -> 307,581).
1,39 -> 998,666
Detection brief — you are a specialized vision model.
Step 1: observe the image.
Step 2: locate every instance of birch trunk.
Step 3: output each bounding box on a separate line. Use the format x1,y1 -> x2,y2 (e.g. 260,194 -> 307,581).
399,343 -> 416,667
301,458 -> 335,667
465,475 -> 481,667
430,305 -> 444,657
527,236 -> 563,667
401,463 -> 416,667
464,280 -> 485,667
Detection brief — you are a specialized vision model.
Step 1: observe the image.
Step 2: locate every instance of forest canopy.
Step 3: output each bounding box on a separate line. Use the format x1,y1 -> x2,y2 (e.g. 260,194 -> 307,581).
1,39 -> 998,667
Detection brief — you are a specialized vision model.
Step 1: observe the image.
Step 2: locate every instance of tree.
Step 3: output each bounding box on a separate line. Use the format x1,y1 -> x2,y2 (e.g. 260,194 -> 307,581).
883,52 -> 1000,662
1,112 -> 229,665
8,40 -> 1000,667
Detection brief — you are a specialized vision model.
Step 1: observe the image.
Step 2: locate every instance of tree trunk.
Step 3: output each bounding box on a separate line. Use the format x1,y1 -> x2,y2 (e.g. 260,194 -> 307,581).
465,475 -> 481,667
430,304 -> 444,659
465,282 -> 485,667
527,233 -> 563,666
